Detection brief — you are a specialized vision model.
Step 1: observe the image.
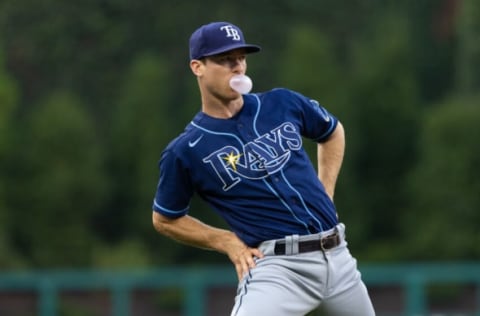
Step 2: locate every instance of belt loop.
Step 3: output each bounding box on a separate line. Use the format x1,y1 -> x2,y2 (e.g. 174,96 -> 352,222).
284,235 -> 299,255
292,234 -> 299,254
337,223 -> 345,239
285,236 -> 292,255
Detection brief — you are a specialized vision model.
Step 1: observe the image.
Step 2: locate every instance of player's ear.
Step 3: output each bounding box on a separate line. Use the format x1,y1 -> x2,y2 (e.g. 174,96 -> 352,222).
190,59 -> 204,76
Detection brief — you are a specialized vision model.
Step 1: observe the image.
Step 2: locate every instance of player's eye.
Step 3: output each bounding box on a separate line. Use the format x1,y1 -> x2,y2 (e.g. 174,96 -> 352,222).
209,56 -> 227,65
210,55 -> 246,66
230,55 -> 246,63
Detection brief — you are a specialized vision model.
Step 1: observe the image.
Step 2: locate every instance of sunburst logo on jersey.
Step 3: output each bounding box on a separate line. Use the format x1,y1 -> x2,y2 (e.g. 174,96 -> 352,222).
223,151 -> 242,172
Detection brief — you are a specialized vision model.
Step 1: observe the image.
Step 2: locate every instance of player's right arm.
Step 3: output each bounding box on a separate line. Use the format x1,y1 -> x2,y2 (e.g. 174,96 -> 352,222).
152,211 -> 263,281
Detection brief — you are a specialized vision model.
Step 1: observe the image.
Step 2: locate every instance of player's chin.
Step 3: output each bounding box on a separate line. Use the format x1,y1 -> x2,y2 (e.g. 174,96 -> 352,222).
223,89 -> 241,99
230,90 -> 242,97
229,88 -> 243,97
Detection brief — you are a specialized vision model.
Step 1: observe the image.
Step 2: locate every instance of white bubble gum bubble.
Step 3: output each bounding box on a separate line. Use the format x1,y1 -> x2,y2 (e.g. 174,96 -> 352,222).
229,74 -> 253,94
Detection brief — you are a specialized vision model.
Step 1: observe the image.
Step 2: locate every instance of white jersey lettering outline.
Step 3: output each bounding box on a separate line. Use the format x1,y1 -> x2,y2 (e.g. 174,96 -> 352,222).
203,122 -> 302,191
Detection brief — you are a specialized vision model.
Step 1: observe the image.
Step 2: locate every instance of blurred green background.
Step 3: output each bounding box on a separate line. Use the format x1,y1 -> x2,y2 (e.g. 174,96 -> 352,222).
1,0 -> 479,270
0,0 -> 479,313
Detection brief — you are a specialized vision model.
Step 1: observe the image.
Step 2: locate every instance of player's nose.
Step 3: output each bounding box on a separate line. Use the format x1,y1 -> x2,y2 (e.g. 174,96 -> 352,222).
231,58 -> 246,74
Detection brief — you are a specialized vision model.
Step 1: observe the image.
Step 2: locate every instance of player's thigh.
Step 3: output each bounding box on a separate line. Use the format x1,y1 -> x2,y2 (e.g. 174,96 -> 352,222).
231,257 -> 321,316
232,282 -> 317,316
322,280 -> 375,316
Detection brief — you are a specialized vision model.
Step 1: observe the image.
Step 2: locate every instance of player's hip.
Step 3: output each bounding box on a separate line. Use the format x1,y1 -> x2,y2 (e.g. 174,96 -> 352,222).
257,222 -> 347,256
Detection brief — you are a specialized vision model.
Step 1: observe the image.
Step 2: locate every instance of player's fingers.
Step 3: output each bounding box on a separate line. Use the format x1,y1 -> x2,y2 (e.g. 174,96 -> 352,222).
245,253 -> 256,269
235,264 -> 243,281
242,248 -> 262,270
242,248 -> 262,269
230,245 -> 261,281
242,255 -> 251,273
250,247 -> 264,259
235,260 -> 249,281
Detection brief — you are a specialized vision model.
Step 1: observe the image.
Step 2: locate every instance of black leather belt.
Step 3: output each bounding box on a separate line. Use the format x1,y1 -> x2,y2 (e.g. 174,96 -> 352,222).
274,232 -> 341,255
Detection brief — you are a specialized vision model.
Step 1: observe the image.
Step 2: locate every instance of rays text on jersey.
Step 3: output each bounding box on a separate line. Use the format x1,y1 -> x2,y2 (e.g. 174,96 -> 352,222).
203,122 -> 302,191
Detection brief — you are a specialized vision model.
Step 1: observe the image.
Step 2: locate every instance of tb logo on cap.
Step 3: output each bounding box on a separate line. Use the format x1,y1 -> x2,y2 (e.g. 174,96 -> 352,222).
220,25 -> 241,41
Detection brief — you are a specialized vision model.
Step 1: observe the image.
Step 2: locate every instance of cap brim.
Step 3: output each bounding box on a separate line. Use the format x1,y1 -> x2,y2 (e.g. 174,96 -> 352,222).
201,44 -> 261,58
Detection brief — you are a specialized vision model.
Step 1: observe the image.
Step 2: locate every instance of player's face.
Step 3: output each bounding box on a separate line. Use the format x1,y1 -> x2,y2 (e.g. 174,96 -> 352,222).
200,49 -> 248,100
207,50 -> 247,70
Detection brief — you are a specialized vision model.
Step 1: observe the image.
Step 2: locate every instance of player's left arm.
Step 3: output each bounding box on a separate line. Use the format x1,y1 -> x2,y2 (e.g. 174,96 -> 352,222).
317,122 -> 345,201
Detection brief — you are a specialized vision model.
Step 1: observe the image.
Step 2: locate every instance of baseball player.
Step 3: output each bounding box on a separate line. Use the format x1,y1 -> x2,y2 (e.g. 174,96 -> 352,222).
152,21 -> 375,316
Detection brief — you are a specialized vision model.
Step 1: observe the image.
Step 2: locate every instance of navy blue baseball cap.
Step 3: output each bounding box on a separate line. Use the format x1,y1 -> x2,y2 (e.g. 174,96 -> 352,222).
189,22 -> 261,60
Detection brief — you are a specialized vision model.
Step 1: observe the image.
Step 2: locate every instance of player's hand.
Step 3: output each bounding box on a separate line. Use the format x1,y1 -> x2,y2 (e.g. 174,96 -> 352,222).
231,246 -> 264,281
224,235 -> 264,281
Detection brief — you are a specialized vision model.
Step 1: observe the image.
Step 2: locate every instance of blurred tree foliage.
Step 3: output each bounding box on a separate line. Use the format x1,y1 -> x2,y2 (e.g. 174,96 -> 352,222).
403,96 -> 480,260
8,92 -> 109,267
0,0 -> 478,269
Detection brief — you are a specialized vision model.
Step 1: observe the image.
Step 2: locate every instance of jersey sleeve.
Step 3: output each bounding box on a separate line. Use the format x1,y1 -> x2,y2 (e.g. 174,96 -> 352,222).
292,91 -> 338,142
152,147 -> 193,218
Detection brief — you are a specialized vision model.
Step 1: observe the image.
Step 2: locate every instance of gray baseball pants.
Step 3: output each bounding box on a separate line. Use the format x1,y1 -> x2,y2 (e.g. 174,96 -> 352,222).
231,223 -> 375,316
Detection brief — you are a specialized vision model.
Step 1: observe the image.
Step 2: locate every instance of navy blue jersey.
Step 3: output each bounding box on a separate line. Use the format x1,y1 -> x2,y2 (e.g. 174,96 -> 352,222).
153,88 -> 339,247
